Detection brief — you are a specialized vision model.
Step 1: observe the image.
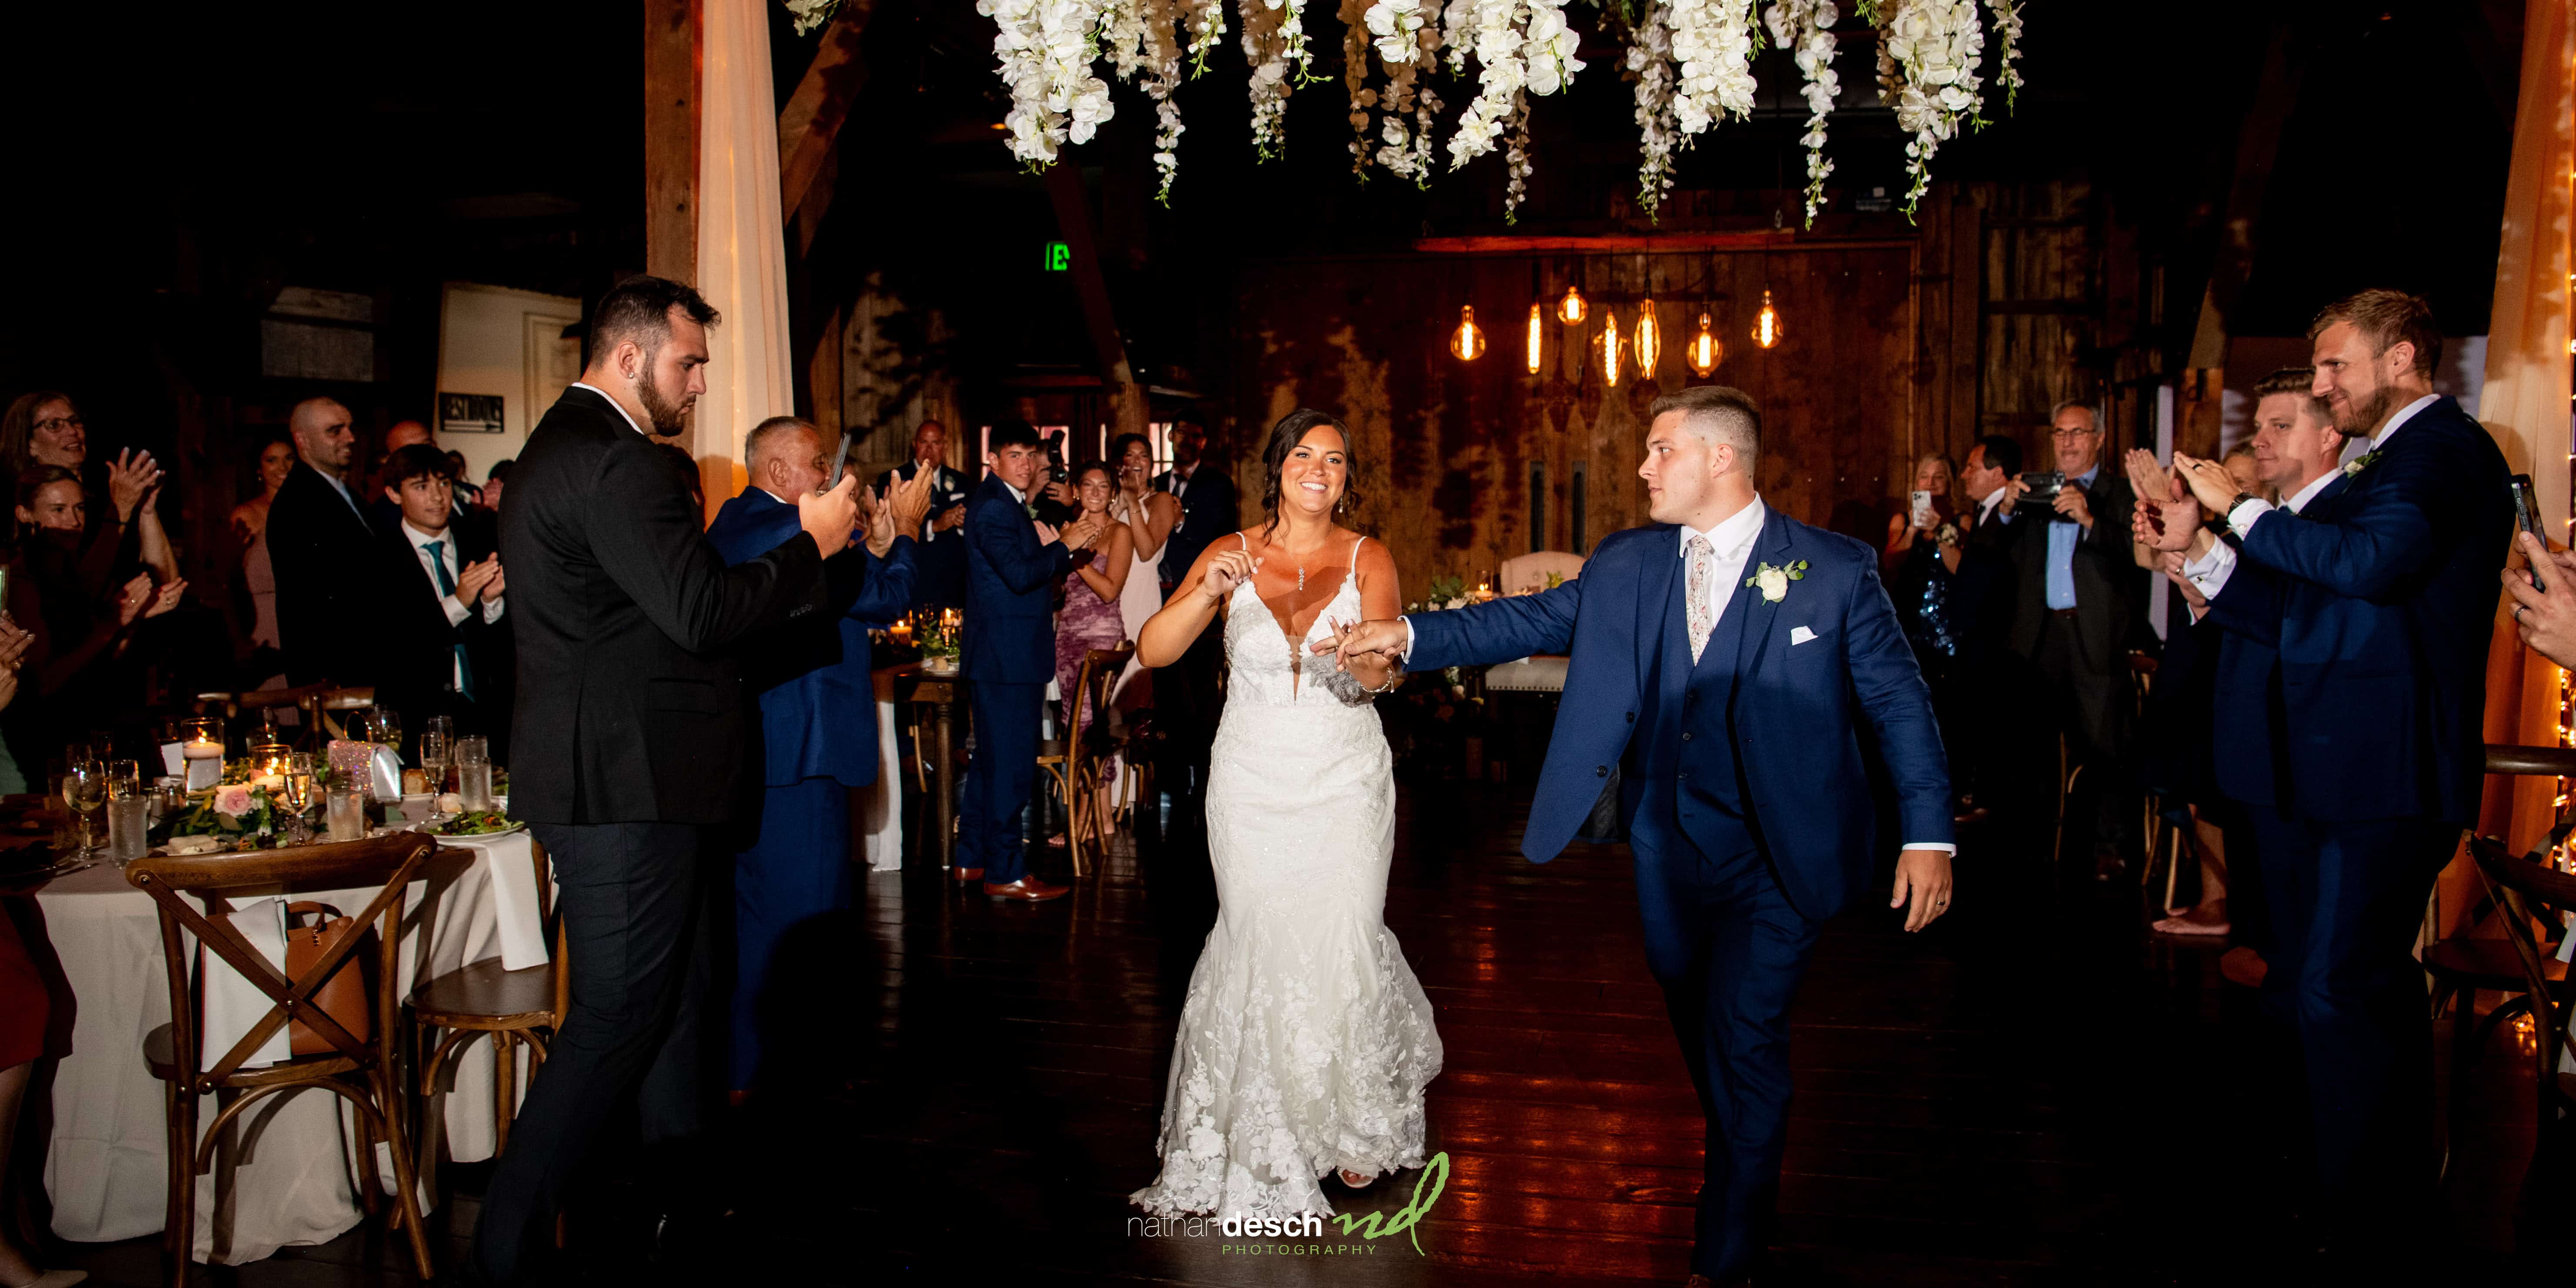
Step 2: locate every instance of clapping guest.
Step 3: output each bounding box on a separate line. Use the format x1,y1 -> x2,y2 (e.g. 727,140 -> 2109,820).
874,421 -> 969,609
2,468 -> 183,764
1,624 -> 77,1285
957,420 -> 1107,900
1106,432 -> 1178,714
1056,462 -> 1134,732
1,390 -> 179,588
709,416 -> 930,1094
375,445 -> 511,757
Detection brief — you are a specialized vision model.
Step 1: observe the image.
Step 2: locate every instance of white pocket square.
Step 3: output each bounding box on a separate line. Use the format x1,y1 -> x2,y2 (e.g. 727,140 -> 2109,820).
1790,626 -> 1818,646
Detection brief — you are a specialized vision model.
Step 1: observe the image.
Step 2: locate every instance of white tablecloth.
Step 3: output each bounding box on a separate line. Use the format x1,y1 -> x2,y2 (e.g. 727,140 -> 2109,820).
36,833 -> 544,1263
859,675 -> 903,872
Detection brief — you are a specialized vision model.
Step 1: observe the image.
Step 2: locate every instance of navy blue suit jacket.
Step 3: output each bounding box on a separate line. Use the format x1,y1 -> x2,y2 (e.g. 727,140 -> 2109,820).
962,473 -> 1081,685
1406,508 -> 1953,920
707,488 -> 917,789
2204,397 -> 2509,826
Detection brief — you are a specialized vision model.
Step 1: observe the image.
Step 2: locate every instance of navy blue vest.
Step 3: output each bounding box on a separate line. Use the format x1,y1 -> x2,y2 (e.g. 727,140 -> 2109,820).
1631,549 -> 1763,866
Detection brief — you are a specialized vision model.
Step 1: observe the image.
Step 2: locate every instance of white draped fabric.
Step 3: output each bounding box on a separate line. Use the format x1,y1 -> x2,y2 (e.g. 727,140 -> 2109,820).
692,0 -> 795,518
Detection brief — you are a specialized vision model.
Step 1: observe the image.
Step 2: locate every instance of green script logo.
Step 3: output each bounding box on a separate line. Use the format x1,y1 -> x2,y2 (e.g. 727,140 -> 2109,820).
1328,1151 -> 1449,1254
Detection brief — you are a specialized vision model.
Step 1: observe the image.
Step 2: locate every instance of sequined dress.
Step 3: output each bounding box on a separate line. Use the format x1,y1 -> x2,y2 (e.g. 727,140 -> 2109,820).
1129,536 -> 1443,1221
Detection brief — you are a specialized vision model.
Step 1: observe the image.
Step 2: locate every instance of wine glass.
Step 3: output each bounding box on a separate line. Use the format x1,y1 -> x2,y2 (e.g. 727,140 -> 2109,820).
64,759 -> 107,855
368,709 -> 403,759
278,753 -> 317,845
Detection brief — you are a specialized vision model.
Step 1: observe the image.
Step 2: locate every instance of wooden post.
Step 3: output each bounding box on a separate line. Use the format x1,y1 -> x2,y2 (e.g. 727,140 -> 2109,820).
1043,163 -> 1149,438
644,0 -> 702,451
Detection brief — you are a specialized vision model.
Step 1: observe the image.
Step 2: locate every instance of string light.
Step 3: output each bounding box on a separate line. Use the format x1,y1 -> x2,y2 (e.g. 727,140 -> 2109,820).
1752,289 -> 1783,349
1557,284 -> 1587,325
1686,312 -> 1724,377
1526,303 -> 1544,373
1633,300 -> 1662,378
1449,306 -> 1485,361
1600,308 -> 1623,386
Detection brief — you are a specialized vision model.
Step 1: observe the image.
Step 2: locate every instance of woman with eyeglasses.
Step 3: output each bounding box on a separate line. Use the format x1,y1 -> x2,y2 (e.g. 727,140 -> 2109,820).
0,391 -> 181,593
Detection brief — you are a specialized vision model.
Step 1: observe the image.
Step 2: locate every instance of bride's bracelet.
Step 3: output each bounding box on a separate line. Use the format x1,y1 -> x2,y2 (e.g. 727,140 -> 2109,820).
1357,667 -> 1402,695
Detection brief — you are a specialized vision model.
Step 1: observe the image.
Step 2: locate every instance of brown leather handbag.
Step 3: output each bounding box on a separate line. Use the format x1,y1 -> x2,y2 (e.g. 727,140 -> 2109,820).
281,901 -> 371,1056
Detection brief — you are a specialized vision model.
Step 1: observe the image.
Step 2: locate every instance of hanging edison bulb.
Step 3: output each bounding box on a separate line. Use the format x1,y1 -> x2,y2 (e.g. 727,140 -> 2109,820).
1449,305 -> 1486,361
1557,284 -> 1587,325
1524,303 -> 1545,373
1633,299 -> 1662,378
1686,312 -> 1724,377
1599,308 -> 1624,387
1751,289 -> 1783,350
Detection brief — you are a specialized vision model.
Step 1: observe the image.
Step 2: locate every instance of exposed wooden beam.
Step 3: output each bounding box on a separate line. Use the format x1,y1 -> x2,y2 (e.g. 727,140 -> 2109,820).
778,3 -> 874,230
1414,233 -> 1915,254
643,0 -> 702,286
2184,25 -> 2299,369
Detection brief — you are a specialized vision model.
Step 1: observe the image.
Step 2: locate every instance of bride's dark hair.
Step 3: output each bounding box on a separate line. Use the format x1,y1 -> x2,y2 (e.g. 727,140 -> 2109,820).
1258,408 -> 1359,540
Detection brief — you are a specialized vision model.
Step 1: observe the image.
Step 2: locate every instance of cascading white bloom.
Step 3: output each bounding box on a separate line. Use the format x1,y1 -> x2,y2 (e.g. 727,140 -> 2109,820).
1188,0 -> 1228,70
1446,0 -> 1582,174
1762,0 -> 1837,227
1501,90 -> 1533,223
1986,0 -> 2021,113
785,0 -> 842,36
978,0 -> 1117,167
1365,0 -> 1427,63
1876,0 -> 1982,219
1665,0 -> 1756,137
1102,0 -> 1191,199
1239,0 -> 1315,160
1625,2 -> 1680,223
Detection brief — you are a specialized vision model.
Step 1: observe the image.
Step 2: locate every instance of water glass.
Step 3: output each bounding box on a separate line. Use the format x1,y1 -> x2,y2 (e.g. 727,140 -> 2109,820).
106,796 -> 149,862
324,786 -> 366,842
107,759 -> 141,801
455,736 -> 492,811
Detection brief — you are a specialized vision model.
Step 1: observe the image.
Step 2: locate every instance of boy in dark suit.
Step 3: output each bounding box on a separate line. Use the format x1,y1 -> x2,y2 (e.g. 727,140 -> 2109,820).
375,443 -> 511,756
956,420 -> 1107,901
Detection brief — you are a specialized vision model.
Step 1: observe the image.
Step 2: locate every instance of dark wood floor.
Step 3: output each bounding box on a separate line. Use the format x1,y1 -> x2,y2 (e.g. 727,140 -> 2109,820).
46,778 -> 2554,1285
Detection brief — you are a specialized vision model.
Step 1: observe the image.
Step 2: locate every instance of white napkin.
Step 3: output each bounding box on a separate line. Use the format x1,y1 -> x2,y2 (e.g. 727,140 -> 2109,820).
454,832 -> 549,970
199,897 -> 293,1069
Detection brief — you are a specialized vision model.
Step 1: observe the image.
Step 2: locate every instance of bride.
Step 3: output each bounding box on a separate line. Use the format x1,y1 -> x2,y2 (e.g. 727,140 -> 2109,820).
1127,408 -> 1443,1221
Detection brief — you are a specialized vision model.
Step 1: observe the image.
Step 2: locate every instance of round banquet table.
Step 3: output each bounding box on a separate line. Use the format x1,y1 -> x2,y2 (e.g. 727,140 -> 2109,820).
33,833 -> 546,1265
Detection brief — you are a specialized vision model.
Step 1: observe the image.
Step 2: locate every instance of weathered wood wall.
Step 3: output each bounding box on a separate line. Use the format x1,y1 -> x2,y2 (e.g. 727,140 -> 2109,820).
1226,242 -> 1917,599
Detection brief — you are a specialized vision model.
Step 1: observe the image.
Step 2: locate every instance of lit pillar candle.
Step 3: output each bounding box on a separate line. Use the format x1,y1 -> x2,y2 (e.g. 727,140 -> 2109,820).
182,739 -> 224,791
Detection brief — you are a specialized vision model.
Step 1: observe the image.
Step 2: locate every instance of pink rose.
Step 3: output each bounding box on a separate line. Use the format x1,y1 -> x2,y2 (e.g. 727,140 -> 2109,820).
213,784 -> 256,818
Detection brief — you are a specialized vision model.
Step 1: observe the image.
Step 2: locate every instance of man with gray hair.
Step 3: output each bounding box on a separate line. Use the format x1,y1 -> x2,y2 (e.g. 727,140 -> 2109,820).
1996,395 -> 2143,878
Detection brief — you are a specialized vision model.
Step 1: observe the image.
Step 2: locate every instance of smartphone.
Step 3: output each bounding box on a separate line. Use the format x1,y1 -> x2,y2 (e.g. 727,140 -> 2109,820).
2512,474 -> 2546,591
830,430 -> 856,490
1910,489 -> 1935,528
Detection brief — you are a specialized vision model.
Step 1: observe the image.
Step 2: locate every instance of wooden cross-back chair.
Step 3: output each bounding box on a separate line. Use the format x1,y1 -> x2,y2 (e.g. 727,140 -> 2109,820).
2460,833 -> 2576,1169
125,834 -> 460,1283
409,837 -> 568,1187
303,686 -> 380,745
1037,642 -> 1136,878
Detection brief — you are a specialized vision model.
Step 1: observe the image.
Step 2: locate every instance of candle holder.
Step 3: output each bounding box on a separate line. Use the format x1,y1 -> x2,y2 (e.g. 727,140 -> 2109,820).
177,717 -> 225,792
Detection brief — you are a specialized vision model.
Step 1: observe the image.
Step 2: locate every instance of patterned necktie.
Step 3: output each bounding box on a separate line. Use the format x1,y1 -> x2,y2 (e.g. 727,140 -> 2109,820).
1686,534 -> 1715,663
423,542 -> 478,703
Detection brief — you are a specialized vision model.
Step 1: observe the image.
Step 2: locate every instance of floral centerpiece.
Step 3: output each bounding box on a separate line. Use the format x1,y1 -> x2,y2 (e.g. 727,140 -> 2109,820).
168,762 -> 293,843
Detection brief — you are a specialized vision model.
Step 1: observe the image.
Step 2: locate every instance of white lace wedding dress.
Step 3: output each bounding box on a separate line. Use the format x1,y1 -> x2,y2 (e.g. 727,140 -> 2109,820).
1130,537 -> 1443,1221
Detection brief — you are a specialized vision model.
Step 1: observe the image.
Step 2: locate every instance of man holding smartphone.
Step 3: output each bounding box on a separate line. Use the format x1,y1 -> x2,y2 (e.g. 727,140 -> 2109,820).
2138,288 -> 2511,1271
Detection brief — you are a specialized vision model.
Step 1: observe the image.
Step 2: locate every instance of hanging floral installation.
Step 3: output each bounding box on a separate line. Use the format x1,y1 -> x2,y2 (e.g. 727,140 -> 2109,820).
785,0 -> 2027,221
1761,0 -> 1837,228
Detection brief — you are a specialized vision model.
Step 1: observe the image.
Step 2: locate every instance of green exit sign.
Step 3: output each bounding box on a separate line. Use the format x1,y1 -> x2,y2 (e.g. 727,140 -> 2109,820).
1042,241 -> 1071,272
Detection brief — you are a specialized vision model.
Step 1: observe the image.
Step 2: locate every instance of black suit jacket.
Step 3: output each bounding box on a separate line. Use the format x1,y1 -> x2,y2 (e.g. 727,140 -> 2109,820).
1152,463 -> 1238,586
2001,467 -> 2143,666
268,462 -> 395,687
502,386 -> 854,826
376,512 -> 512,746
875,461 -> 970,608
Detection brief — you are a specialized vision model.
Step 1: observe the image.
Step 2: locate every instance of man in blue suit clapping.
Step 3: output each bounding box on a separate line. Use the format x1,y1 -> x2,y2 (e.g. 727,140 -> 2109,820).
958,420 -> 1109,902
2143,289 -> 2510,1267
709,416 -> 932,1094
1325,386 -> 1954,1288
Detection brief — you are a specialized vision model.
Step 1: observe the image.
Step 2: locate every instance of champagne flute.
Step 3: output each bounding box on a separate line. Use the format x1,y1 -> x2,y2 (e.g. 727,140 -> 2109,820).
278,753 -> 317,845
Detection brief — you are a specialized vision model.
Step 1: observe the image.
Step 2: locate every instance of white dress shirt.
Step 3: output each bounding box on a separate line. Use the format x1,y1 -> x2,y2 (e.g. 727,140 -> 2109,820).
404,520 -> 503,692
2181,461 -> 2345,602
569,381 -> 649,436
1977,487 -> 2009,526
2218,392 -> 2435,541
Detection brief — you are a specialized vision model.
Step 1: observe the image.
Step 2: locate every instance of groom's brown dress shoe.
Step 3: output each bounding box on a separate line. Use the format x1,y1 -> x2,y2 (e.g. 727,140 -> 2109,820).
984,876 -> 1069,902
952,866 -> 985,883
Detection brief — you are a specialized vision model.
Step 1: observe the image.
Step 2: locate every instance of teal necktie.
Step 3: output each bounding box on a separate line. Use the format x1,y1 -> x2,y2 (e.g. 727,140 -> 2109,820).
423,542 -> 478,703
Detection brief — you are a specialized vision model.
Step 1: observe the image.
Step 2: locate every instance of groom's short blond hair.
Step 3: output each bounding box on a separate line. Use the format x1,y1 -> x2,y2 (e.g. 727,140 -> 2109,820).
1650,385 -> 1761,459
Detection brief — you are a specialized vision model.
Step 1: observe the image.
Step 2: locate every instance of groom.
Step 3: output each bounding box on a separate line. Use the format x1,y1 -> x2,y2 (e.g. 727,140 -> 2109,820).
1327,386 -> 1955,1287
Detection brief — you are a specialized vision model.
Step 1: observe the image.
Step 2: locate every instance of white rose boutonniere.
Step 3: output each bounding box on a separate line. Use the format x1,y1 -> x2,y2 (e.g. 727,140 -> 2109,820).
1745,559 -> 1809,602
2341,449 -> 2381,479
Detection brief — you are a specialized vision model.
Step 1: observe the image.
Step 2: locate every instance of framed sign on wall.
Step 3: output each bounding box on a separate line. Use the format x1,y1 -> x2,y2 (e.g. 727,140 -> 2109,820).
439,393 -> 505,434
